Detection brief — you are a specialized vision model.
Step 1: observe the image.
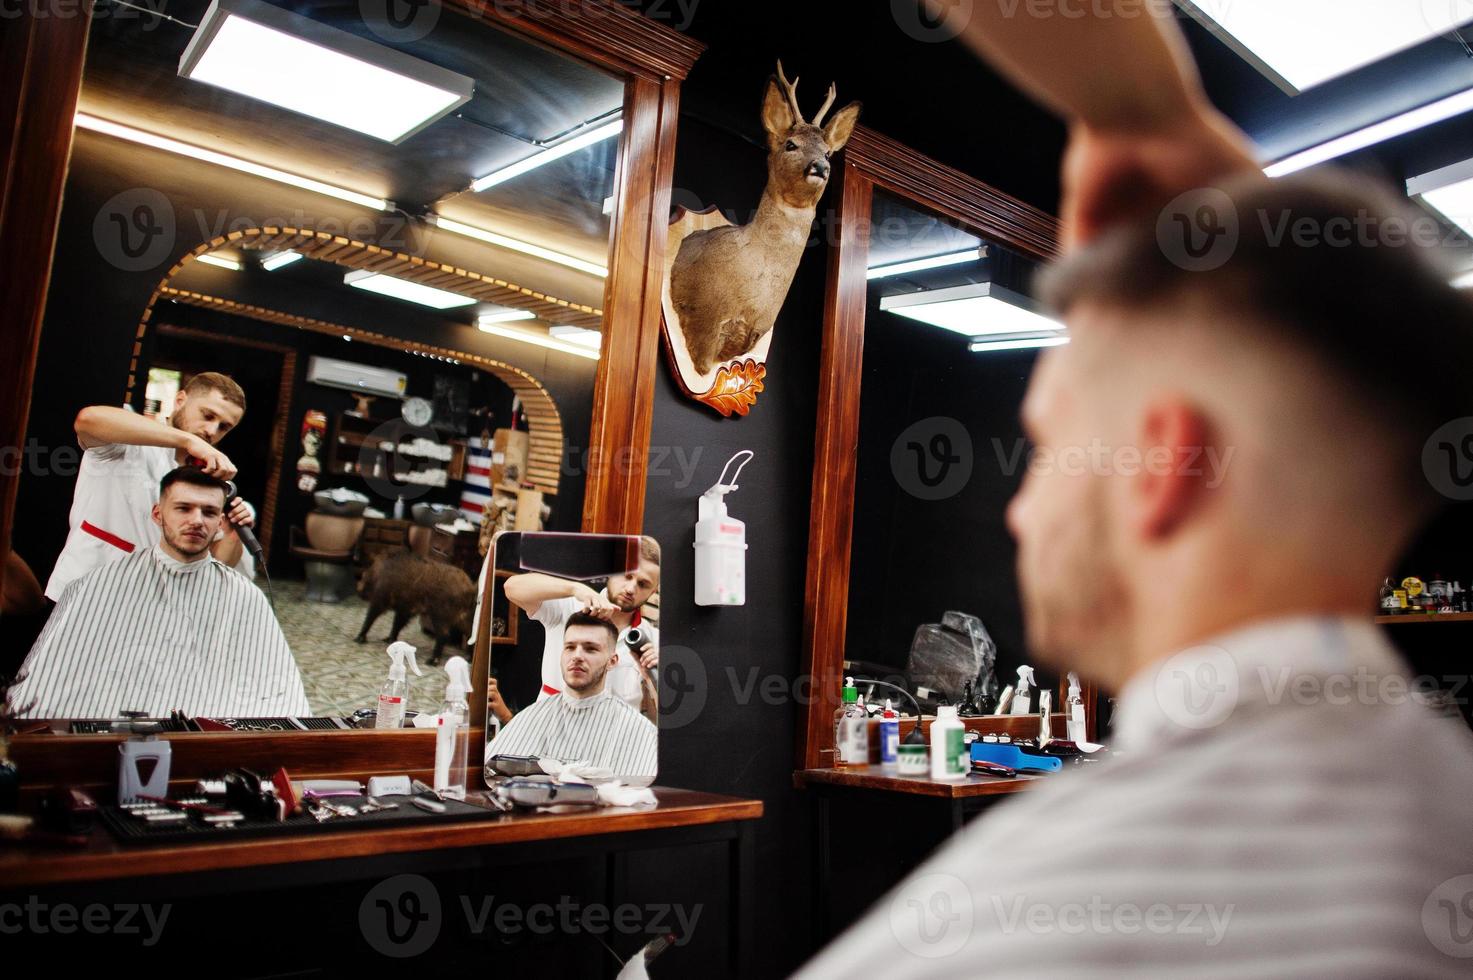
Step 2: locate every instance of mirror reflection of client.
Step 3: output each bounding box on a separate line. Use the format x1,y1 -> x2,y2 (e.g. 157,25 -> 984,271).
485,613 -> 657,784
6,468 -> 309,719
502,538 -> 660,724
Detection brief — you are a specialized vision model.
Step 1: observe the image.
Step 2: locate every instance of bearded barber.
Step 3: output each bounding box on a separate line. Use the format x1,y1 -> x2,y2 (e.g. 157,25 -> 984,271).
45,371 -> 255,601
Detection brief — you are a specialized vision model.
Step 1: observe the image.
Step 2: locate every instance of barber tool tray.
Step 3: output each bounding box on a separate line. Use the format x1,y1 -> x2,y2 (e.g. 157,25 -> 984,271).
100,794 -> 494,846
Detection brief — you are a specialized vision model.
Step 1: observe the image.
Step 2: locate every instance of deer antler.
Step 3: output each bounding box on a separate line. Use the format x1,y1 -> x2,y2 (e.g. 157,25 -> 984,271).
812,83 -> 837,128
775,60 -> 805,125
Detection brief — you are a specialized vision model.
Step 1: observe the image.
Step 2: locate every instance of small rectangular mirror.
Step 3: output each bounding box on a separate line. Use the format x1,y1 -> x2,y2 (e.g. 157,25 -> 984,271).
477,532 -> 661,786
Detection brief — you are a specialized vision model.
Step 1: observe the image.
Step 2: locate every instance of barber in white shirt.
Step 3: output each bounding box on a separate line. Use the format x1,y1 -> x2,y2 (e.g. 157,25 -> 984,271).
501,538 -> 661,724
45,371 -> 255,601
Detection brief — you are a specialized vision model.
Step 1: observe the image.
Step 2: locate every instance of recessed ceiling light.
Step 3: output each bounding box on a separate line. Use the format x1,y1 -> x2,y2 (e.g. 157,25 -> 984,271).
429,215 -> 608,278
75,113 -> 391,211
1175,0 -> 1473,93
478,308 -> 537,325
178,0 -> 473,143
196,253 -> 242,271
879,282 -> 1064,337
261,250 -> 303,271
343,269 -> 476,309
478,323 -> 600,360
548,325 -> 603,349
470,119 -> 622,192
867,247 -> 985,280
1266,86 -> 1473,177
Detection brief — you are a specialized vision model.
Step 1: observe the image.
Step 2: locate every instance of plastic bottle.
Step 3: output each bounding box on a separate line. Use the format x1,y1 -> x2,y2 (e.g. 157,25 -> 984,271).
1066,672 -> 1088,744
375,642 -> 422,730
433,657 -> 472,800
930,705 -> 966,781
393,494 -> 406,520
879,699 -> 899,771
1010,665 -> 1036,715
833,677 -> 869,767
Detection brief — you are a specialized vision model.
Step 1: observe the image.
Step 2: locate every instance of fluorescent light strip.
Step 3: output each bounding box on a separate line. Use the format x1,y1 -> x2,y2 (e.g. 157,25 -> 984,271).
343,269 -> 476,309
880,283 -> 1064,336
970,335 -> 1070,354
866,247 -> 984,280
260,250 -> 303,271
548,325 -> 603,349
478,323 -> 600,360
1452,270 -> 1473,289
179,1 -> 472,144
195,253 -> 242,271
430,215 -> 608,278
478,309 -> 537,325
75,113 -> 390,211
471,119 -> 623,192
1265,87 -> 1473,178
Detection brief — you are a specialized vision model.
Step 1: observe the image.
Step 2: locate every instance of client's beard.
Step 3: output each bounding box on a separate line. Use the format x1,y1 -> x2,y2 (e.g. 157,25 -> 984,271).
164,526 -> 213,559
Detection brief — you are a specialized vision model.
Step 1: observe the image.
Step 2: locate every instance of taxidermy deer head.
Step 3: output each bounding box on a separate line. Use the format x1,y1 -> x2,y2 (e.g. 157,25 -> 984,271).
668,61 -> 861,376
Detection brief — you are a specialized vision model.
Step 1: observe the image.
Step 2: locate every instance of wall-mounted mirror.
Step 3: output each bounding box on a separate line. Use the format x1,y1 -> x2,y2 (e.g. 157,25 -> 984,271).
800,128 -> 1086,768
476,532 -> 660,786
1,1 -> 701,741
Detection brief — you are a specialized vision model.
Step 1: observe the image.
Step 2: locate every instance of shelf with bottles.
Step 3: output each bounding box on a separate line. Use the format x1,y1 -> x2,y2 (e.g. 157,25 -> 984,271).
1377,574 -> 1470,619
1375,611 -> 1473,625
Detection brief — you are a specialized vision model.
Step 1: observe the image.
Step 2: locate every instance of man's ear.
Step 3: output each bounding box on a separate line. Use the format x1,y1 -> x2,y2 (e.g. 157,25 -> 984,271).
151,502 -> 163,529
1131,398 -> 1212,540
822,102 -> 862,153
762,77 -> 795,146
172,389 -> 187,414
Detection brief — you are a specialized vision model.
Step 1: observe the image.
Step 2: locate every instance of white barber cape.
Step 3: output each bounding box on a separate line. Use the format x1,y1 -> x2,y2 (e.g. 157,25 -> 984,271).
485,689 -> 657,785
796,616 -> 1473,979
10,544 -> 310,719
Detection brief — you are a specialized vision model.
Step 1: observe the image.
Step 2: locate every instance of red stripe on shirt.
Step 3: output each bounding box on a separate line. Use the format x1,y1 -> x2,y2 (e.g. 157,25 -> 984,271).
81,521 -> 135,553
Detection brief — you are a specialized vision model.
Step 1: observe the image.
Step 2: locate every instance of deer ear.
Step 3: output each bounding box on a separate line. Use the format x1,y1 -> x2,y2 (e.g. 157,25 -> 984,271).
822,101 -> 862,152
762,77 -> 796,143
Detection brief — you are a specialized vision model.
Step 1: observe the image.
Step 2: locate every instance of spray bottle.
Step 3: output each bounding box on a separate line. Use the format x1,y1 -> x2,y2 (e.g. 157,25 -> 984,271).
1010,665 -> 1037,715
374,642 -> 422,730
433,657 -> 472,800
1066,672 -> 1087,743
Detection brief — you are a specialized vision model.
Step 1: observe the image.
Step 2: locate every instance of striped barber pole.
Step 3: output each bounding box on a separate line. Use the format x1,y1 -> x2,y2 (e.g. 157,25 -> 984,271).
459,434 -> 494,520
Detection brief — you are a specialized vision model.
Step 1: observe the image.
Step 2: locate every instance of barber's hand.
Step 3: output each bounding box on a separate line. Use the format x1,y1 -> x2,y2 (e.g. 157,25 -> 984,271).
225,498 -> 253,529
185,436 -> 238,481
635,641 -> 658,673
1061,109 -> 1262,250
573,583 -> 619,621
487,678 -> 513,726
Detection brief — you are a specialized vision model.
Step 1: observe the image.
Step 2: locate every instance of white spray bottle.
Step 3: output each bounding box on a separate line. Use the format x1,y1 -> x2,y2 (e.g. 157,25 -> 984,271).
375,642 -> 422,730
433,656 -> 472,800
1067,672 -> 1087,743
694,450 -> 754,606
1010,665 -> 1036,715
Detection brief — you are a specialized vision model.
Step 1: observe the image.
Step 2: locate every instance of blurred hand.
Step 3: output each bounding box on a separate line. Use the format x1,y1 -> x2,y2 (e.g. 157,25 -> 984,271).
186,437 -> 238,481
225,498 -> 253,528
574,584 -> 619,621
487,678 -> 512,725
635,641 -> 658,673
1061,108 -> 1262,250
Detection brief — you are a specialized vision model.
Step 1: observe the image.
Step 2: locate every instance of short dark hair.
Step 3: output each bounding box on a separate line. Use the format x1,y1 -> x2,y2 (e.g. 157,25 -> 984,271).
182,371 -> 246,411
1039,168 -> 1473,506
564,611 -> 617,648
159,466 -> 229,505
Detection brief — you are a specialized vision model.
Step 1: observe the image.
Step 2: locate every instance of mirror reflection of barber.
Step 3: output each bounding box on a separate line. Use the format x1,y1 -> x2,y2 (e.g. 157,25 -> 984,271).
501,538 -> 661,725
45,372 -> 256,601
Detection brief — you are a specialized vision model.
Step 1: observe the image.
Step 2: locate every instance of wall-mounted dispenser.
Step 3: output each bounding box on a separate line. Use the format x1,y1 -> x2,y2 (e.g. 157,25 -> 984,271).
695,450 -> 754,606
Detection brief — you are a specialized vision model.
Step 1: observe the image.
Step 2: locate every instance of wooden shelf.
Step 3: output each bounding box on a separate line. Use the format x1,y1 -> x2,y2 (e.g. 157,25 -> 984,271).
793,767 -> 1040,799
1375,612 -> 1473,624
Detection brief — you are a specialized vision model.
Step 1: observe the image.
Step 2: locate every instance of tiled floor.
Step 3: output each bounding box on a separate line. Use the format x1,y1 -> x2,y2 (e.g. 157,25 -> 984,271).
272,578 -> 453,716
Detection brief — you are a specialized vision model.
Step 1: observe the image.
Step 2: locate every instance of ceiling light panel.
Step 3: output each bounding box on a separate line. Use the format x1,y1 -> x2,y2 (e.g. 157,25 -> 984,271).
1176,0 -> 1473,92
179,0 -> 474,143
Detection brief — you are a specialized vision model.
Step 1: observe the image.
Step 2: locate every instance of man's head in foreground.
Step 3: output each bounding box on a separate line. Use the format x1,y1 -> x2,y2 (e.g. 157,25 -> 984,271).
152,467 -> 229,561
561,612 -> 620,696
1009,170 -> 1473,691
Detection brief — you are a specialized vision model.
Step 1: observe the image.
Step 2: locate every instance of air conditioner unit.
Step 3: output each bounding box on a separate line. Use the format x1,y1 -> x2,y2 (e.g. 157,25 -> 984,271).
306,356 -> 407,399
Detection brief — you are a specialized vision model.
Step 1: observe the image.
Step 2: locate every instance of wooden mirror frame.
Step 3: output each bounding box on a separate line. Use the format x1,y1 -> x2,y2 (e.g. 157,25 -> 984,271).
0,0 -> 702,793
798,126 -> 1100,770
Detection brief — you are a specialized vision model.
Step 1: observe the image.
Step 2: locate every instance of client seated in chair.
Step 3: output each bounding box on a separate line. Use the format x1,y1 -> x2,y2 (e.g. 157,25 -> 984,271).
7,467 -> 310,718
485,613 -> 657,784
